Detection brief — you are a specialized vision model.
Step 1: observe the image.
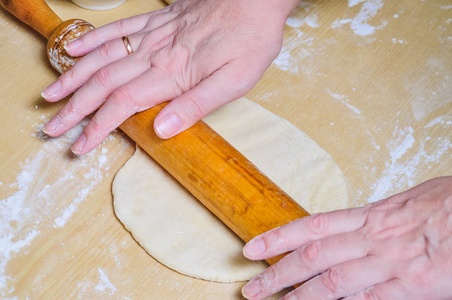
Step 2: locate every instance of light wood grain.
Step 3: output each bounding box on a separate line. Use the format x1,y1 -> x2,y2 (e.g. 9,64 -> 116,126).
1,0 -> 310,268
1,0 -> 451,299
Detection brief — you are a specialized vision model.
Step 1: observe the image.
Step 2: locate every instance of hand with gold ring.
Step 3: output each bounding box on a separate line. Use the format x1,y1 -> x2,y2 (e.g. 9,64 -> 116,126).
40,0 -> 300,155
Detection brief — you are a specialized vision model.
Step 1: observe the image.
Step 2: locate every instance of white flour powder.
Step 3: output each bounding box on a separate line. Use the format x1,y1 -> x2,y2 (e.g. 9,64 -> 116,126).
0,119 -> 130,297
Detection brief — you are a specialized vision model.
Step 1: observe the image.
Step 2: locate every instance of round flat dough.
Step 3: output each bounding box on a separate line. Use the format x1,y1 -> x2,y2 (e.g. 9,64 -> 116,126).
112,98 -> 348,282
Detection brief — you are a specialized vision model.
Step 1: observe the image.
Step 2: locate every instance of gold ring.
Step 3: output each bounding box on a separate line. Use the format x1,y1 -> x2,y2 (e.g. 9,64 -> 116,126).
122,36 -> 134,55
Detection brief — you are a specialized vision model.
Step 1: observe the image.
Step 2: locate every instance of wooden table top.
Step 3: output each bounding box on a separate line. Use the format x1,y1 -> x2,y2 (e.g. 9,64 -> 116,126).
1,0 -> 450,298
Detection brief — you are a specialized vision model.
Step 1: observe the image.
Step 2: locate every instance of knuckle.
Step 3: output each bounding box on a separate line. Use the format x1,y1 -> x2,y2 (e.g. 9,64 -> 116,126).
61,66 -> 78,86
267,227 -> 285,247
183,95 -> 206,121
445,194 -> 452,211
93,67 -> 113,89
298,241 -> 320,269
112,86 -> 135,103
231,75 -> 255,97
322,267 -> 344,294
86,29 -> 100,44
409,273 -> 429,288
64,99 -> 79,116
306,213 -> 328,237
405,259 -> 435,288
110,87 -> 139,115
260,267 -> 279,293
88,115 -> 104,134
115,18 -> 129,34
97,41 -> 114,60
358,289 -> 380,300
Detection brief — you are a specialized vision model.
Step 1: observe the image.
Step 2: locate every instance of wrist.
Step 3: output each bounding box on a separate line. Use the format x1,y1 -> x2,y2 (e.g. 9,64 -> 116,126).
242,0 -> 302,29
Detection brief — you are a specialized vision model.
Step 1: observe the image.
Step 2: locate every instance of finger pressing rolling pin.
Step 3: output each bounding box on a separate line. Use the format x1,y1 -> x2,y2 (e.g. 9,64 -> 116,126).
0,0 -> 310,265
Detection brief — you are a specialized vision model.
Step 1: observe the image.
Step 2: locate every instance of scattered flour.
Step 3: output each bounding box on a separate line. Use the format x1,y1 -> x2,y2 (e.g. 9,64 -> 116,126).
272,32 -> 334,74
286,17 -> 304,28
95,269 -> 117,295
285,2 -> 319,29
273,45 -> 298,73
349,0 -> 367,6
305,14 -> 319,28
331,18 -> 353,28
405,58 -> 452,121
425,116 -> 452,128
367,123 -> 451,203
392,38 -> 407,44
367,126 -> 415,203
275,0 -> 387,73
326,89 -> 362,115
349,0 -> 385,36
53,187 -> 91,228
0,119 -> 130,297
331,0 -> 386,36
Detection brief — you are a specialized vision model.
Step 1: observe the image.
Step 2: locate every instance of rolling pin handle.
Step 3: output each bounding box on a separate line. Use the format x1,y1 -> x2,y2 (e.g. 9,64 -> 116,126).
0,0 -> 63,39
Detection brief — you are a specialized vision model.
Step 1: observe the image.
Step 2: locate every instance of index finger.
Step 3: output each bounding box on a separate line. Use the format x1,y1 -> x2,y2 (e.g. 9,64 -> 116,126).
243,207 -> 368,260
65,13 -> 151,56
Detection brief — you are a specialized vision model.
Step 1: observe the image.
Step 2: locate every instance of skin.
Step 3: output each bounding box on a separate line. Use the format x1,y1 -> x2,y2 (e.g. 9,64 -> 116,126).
40,0 -> 452,298
242,177 -> 452,299
41,0 -> 299,155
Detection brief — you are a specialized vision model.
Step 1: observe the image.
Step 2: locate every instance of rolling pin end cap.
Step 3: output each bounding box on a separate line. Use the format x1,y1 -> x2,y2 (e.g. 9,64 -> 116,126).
46,19 -> 94,74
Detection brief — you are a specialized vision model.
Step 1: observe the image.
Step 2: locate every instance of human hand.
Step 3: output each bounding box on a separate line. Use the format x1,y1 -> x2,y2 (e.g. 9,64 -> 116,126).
242,176 -> 452,299
41,0 -> 299,155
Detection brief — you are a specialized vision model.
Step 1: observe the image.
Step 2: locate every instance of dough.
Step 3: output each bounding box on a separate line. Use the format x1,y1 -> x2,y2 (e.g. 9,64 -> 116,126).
113,98 -> 348,282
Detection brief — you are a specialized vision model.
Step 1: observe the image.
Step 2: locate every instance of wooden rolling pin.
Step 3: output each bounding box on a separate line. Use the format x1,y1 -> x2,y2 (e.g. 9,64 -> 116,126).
1,0 -> 310,265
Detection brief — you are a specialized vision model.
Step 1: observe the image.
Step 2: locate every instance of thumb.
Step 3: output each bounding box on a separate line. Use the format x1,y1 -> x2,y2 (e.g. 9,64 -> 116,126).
154,63 -> 257,139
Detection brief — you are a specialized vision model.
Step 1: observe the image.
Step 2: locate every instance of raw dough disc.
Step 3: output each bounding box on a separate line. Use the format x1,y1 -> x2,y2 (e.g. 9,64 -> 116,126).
113,97 -> 349,282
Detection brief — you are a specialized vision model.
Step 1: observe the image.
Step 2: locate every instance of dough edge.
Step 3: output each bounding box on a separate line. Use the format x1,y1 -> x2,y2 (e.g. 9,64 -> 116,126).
112,97 -> 349,282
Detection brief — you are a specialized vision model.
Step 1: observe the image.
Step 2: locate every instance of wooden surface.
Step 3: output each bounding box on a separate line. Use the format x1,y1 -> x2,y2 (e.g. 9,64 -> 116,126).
0,0 -> 311,250
1,0 -> 451,298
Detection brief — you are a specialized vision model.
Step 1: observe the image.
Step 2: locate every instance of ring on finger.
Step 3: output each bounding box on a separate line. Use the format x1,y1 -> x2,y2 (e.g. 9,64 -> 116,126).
122,36 -> 134,55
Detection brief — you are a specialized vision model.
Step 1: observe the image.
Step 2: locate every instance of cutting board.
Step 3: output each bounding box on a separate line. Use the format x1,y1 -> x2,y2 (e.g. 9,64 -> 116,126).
1,0 -> 451,298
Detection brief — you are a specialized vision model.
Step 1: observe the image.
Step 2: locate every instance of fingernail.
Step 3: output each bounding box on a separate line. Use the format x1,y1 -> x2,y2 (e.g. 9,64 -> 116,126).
43,116 -> 61,135
71,133 -> 87,155
244,238 -> 266,258
242,278 -> 261,299
64,38 -> 82,52
41,80 -> 61,99
155,113 -> 183,138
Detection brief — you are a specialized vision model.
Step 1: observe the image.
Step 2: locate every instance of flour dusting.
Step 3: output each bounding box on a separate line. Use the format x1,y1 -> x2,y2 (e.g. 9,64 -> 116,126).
275,0 -> 387,73
0,119 -> 130,297
405,58 -> 452,121
368,126 -> 415,203
326,89 -> 362,115
53,187 -> 91,228
425,116 -> 452,128
285,2 -> 319,28
367,122 -> 452,203
331,0 -> 386,36
349,0 -> 385,36
95,269 -> 117,295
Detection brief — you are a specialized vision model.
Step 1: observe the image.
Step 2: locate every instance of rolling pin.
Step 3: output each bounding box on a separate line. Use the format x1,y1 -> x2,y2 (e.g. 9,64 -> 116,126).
1,0 -> 310,265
